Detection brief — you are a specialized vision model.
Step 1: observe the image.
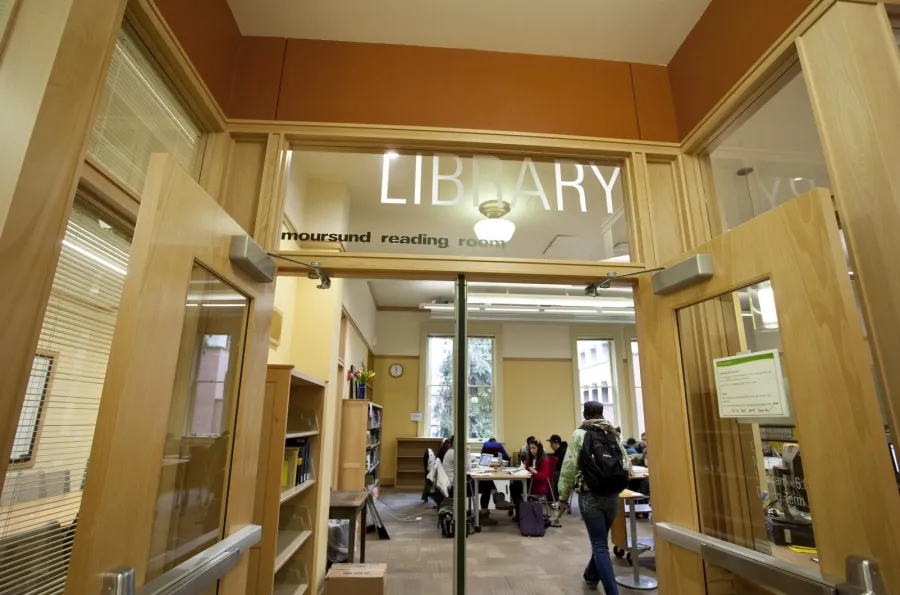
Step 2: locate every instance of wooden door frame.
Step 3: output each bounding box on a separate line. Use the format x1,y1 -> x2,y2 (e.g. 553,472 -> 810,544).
635,189 -> 900,593
66,155 -> 275,595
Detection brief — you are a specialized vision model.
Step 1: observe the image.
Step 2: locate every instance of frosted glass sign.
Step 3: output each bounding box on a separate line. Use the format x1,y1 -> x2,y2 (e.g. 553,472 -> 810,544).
281,148 -> 631,262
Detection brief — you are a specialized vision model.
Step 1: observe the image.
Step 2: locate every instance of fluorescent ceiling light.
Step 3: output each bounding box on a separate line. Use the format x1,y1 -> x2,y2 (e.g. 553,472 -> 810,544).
386,150 -> 399,160
468,293 -> 633,309
601,309 -> 635,315
484,307 -> 540,313
792,177 -> 804,182
549,309 -> 599,314
62,239 -> 127,276
602,255 -> 631,263
474,218 -> 515,242
468,282 -> 585,290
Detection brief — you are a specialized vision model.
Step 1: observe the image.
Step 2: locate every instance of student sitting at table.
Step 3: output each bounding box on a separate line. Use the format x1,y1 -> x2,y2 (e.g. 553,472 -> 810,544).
624,438 -> 639,455
479,438 -> 513,512
481,436 -> 510,462
525,440 -> 553,497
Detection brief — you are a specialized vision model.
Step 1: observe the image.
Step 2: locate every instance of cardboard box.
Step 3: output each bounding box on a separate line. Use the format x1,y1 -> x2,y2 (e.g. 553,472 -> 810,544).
326,563 -> 386,595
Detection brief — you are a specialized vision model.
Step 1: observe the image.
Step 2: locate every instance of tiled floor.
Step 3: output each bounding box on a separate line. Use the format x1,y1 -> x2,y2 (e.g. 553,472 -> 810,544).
362,488 -> 659,595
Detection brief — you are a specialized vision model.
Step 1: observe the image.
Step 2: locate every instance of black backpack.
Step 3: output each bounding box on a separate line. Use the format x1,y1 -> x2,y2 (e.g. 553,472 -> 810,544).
579,428 -> 629,495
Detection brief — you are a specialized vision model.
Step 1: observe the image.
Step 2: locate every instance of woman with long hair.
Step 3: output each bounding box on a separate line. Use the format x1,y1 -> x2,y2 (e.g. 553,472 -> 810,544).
526,439 -> 553,497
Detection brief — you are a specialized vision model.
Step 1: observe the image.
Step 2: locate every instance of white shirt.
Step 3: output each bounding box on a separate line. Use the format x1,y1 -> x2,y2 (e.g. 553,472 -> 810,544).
441,448 -> 455,486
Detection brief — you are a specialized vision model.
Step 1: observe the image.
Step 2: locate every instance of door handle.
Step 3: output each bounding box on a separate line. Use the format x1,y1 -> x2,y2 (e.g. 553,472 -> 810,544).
101,567 -> 134,595
837,556 -> 885,595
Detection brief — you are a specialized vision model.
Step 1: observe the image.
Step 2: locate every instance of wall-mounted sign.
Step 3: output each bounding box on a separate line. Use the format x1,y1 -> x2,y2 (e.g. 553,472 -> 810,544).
713,349 -> 790,419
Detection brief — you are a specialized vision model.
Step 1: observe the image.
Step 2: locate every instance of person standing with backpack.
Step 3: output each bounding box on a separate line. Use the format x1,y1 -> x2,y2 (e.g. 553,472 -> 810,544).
558,401 -> 630,594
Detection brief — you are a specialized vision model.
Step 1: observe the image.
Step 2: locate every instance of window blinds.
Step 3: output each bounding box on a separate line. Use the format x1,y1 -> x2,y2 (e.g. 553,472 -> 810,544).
0,199 -> 132,594
86,25 -> 202,195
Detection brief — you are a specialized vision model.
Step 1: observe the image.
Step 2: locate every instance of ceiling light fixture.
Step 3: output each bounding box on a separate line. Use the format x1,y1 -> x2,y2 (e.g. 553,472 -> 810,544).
483,307 -> 541,313
474,200 -> 515,242
792,177 -> 804,182
548,309 -> 599,314
468,293 -> 633,309
386,150 -> 399,160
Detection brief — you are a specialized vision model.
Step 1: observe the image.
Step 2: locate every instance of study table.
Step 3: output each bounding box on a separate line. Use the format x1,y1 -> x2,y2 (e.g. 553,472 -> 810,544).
468,468 -> 531,530
612,488 -> 656,590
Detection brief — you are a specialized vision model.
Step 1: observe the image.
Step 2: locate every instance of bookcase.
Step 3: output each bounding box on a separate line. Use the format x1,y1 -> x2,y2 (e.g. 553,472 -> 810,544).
249,365 -> 327,595
395,437 -> 445,488
337,399 -> 383,490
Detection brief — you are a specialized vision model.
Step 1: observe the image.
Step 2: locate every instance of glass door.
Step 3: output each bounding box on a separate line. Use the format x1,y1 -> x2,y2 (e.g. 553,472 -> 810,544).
64,155 -> 276,595
636,188 -> 900,594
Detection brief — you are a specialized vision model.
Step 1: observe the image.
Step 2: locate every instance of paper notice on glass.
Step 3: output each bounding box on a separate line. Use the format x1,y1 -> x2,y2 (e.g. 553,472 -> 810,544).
713,349 -> 790,419
410,412 -> 423,422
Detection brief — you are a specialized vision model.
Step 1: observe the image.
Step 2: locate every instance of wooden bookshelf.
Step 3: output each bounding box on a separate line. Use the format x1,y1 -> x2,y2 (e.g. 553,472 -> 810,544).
249,365 -> 327,595
337,399 -> 383,490
395,437 -> 445,488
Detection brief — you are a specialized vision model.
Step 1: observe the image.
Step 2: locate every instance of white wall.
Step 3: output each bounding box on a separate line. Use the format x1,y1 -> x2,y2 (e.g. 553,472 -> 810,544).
342,279 -> 377,349
374,311 -> 429,356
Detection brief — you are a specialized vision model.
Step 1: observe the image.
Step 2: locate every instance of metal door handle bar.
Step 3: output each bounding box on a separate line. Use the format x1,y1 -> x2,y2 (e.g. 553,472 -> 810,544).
655,522 -> 884,595
101,524 -> 261,595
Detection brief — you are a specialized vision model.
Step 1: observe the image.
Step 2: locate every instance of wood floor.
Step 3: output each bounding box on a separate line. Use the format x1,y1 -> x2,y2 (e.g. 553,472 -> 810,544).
362,488 -> 659,595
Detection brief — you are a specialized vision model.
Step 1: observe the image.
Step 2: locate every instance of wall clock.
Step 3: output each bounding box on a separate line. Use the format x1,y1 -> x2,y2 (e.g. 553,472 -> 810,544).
389,363 -> 403,378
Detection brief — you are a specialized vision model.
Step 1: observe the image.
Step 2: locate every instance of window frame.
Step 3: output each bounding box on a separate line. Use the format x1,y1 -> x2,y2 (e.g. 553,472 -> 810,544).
418,322 -> 503,442
570,324 -> 634,435
9,350 -> 58,470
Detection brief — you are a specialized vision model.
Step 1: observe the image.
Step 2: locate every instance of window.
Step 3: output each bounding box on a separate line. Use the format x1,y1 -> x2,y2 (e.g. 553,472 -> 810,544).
576,339 -> 616,426
0,199 -> 132,594
631,340 -> 645,435
425,335 -> 496,440
9,354 -> 54,465
186,334 -> 233,436
87,25 -> 202,194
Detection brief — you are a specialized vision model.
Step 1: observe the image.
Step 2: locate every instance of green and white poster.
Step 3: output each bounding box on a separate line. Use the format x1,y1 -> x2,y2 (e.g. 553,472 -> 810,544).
713,349 -> 789,419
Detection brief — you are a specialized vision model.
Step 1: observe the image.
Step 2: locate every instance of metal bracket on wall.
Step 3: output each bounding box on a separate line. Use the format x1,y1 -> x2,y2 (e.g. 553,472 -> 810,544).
229,235 -> 276,282
651,254 -> 713,295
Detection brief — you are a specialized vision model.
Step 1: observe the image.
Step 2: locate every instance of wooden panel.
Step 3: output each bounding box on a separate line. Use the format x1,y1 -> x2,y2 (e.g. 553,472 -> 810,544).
668,0 -> 813,139
198,131 -> 234,201
228,36 -> 287,120
797,0 -> 900,485
0,0 -> 127,493
153,0 -> 240,110
66,155 -> 275,594
636,189 -> 900,589
338,400 -> 369,491
630,63 -> 679,143
221,139 -> 266,234
253,133 -> 289,252
276,39 -> 643,140
273,250 -> 648,283
646,160 -> 689,263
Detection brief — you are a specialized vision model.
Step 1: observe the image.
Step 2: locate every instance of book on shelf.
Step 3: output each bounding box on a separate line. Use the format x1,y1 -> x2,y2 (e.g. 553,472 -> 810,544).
368,403 -> 382,430
283,438 -> 312,487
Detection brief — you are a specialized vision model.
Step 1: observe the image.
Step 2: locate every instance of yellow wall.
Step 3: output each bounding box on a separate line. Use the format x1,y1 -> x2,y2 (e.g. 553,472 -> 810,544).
502,360 -> 577,455
372,356 -> 420,485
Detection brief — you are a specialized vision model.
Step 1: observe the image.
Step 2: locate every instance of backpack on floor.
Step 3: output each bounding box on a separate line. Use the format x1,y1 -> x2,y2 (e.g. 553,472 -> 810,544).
438,499 -> 473,538
580,428 -> 629,495
518,500 -> 546,537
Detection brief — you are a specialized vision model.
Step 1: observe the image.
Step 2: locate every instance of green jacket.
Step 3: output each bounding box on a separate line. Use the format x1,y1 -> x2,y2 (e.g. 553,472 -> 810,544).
558,418 -> 631,502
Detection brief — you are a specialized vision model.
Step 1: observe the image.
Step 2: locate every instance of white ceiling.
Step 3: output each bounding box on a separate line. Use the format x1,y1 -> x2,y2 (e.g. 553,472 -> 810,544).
226,0 -> 712,65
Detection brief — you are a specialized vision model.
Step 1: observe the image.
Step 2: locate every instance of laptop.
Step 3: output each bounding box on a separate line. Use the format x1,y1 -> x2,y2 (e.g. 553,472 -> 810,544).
479,453 -> 494,467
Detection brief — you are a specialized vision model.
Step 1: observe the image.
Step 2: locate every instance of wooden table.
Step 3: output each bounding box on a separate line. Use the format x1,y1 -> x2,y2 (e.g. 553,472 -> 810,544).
468,469 -> 531,530
329,489 -> 370,563
613,488 -> 656,590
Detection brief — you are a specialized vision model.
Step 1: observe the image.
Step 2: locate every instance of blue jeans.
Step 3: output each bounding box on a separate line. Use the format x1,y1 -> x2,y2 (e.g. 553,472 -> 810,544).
580,491 -> 620,594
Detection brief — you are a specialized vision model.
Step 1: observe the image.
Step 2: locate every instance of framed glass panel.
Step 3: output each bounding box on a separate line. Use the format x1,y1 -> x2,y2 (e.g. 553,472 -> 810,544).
145,264 -> 249,580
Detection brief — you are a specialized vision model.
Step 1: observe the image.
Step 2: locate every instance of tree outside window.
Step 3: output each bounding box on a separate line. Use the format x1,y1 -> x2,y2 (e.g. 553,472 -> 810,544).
425,336 -> 495,440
